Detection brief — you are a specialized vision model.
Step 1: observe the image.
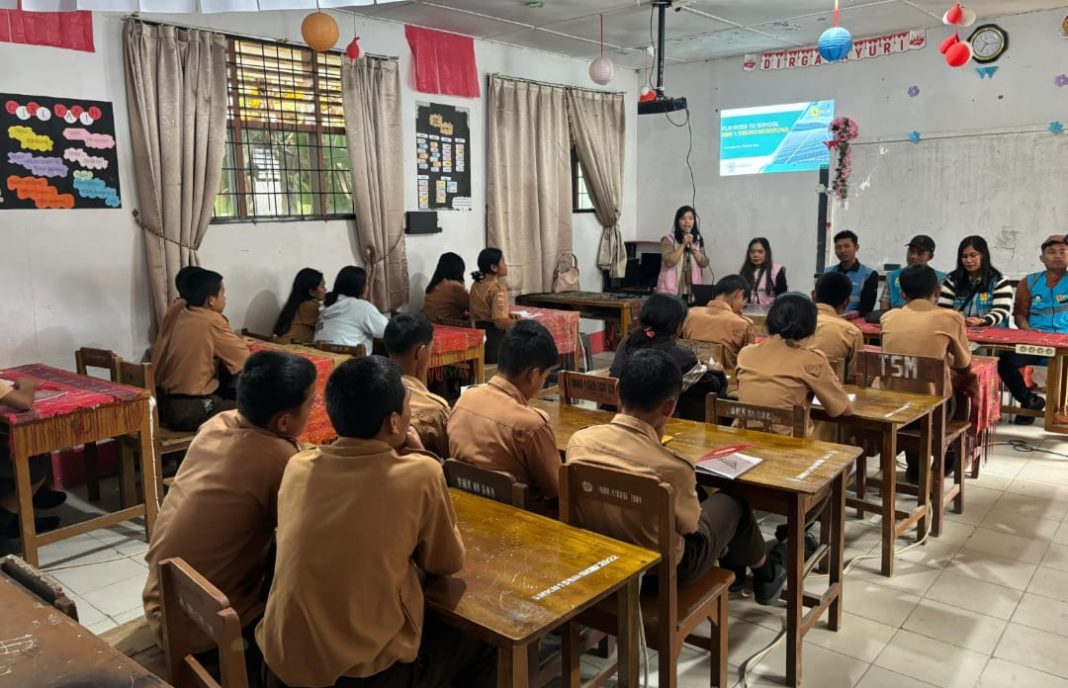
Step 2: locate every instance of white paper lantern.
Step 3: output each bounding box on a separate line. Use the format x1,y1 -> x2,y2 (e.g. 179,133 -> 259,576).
589,57 -> 615,85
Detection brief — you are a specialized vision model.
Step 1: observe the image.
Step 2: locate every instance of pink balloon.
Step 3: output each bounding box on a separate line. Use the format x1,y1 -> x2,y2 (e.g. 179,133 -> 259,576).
945,40 -> 972,67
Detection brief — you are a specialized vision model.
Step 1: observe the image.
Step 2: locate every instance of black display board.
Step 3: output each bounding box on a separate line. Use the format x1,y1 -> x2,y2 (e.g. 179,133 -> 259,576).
1,93 -> 121,210
416,102 -> 470,211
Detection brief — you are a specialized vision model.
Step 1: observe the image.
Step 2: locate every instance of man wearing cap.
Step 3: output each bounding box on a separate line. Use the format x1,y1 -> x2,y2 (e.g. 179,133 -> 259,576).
997,235 -> 1068,425
880,235 -> 946,311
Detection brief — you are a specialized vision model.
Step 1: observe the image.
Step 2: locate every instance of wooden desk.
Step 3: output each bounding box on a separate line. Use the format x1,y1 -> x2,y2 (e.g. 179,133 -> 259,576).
531,399 -> 860,687
0,572 -> 171,687
0,365 -> 158,567
426,489 -> 658,688
431,324 -> 487,384
812,385 -> 944,577
516,292 -> 642,348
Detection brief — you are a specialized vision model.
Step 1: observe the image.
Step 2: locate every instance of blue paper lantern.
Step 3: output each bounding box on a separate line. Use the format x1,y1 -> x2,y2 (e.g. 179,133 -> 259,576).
818,26 -> 853,62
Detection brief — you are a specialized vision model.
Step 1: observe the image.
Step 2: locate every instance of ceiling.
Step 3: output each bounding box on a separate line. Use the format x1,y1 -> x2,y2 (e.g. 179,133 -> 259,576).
343,0 -> 1067,68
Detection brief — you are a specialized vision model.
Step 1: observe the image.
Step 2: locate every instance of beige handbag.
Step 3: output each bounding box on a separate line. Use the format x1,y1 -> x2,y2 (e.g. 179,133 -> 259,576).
552,252 -> 580,293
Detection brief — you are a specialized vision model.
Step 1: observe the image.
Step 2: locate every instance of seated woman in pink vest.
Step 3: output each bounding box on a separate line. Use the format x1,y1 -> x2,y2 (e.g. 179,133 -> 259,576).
657,205 -> 711,303
739,237 -> 788,310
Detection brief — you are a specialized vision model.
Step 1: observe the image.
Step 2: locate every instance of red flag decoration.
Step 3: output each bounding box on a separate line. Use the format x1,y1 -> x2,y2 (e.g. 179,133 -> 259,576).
404,25 -> 479,98
0,3 -> 95,53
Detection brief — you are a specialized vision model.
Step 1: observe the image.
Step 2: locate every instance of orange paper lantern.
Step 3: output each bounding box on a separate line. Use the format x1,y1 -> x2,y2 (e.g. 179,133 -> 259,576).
302,11 -> 339,53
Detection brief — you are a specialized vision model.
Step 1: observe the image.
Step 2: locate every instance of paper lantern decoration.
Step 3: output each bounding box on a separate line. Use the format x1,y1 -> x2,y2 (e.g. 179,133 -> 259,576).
819,26 -> 853,61
302,11 -> 339,53
944,2 -> 963,25
638,86 -> 656,103
589,57 -> 615,85
345,36 -> 361,64
939,32 -> 960,54
945,40 -> 973,67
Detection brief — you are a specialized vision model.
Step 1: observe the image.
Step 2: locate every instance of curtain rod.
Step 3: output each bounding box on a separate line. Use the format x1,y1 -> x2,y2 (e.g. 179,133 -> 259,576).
123,14 -> 396,61
487,72 -> 625,97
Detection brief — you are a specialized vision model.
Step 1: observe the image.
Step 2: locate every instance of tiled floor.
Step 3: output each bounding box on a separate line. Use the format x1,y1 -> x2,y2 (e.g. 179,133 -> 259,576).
29,419 -> 1068,687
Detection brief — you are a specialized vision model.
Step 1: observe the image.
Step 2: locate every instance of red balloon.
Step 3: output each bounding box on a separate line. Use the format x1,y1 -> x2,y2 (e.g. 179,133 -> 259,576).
88,106 -> 102,120
945,41 -> 972,67
26,101 -> 39,115
939,32 -> 959,54
4,100 -> 18,114
639,90 -> 657,103
345,36 -> 360,62
54,103 -> 68,117
71,105 -> 84,117
946,2 -> 963,24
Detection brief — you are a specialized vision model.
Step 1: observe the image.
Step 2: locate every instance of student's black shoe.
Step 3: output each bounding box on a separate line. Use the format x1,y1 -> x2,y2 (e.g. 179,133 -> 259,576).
1013,394 -> 1045,426
4,515 -> 60,539
905,464 -> 919,485
727,564 -> 747,592
775,524 -> 820,560
32,488 -> 67,510
753,559 -> 788,606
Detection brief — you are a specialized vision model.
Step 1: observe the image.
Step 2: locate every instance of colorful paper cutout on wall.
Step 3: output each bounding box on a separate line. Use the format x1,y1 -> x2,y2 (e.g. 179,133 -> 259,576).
415,102 -> 471,211
1,93 -> 120,210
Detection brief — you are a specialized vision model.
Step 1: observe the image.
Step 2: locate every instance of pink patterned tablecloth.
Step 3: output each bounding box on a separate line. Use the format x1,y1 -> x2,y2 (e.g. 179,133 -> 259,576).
511,305 -> 579,355
854,323 -> 1068,349
0,364 -> 144,426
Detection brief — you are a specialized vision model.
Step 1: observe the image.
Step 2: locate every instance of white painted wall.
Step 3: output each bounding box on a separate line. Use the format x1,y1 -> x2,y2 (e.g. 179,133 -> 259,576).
636,7 -> 1068,292
0,10 -> 640,369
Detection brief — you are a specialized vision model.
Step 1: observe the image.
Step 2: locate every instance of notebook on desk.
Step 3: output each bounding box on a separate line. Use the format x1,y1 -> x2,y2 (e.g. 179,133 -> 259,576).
696,446 -> 761,480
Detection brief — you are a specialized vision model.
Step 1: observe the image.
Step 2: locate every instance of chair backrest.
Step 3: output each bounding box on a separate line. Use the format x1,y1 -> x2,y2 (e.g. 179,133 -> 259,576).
0,555 -> 78,620
560,463 -> 676,623
826,357 -> 848,384
557,371 -> 621,408
239,328 -> 274,342
159,557 -> 249,688
75,347 -> 118,378
314,342 -> 366,357
677,339 -> 725,367
443,459 -> 529,509
437,317 -> 474,329
707,397 -> 807,438
112,357 -> 156,392
855,350 -> 947,397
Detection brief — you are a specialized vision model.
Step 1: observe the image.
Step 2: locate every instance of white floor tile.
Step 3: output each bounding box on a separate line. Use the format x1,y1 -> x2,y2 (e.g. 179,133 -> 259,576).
978,658 -> 1068,688
49,556 -> 147,596
804,612 -> 896,664
87,618 -> 119,635
1041,543 -> 1068,573
839,578 -> 921,627
1011,592 -> 1068,638
725,620 -> 781,669
851,559 -> 943,596
1028,566 -> 1068,605
995,623 -> 1068,679
961,527 -> 1051,564
66,592 -> 108,628
902,598 -> 1008,654
893,539 -> 962,569
874,629 -> 988,688
749,642 -> 869,688
979,508 -> 1063,541
80,572 -> 147,617
948,549 -> 1039,591
112,606 -> 147,625
925,570 -> 1024,620
37,533 -> 118,569
856,665 -> 939,688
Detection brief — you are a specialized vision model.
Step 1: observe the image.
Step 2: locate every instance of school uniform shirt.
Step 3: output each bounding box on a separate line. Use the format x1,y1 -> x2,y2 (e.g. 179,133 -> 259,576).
403,374 -> 451,459
681,301 -> 755,369
736,335 -> 854,436
0,379 -> 12,403
280,299 -> 320,344
807,303 -> 864,381
149,297 -> 187,363
447,375 -> 561,499
255,439 -> 463,687
142,411 -> 300,649
881,299 -> 972,396
937,272 -> 1013,327
314,295 -> 388,353
423,280 -> 469,323
566,414 -> 700,565
468,277 -> 510,323
152,306 -> 251,396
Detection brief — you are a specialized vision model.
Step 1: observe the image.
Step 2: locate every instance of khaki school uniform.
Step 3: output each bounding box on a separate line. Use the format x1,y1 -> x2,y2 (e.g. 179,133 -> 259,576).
881,299 -> 972,396
423,280 -> 469,323
468,278 -> 509,324
149,298 -> 187,363
736,336 -> 854,437
448,376 -> 561,500
152,306 -> 250,396
256,439 -> 464,687
807,303 -> 864,381
403,374 -> 451,459
143,410 -> 298,648
0,379 -> 12,403
280,299 -> 320,344
681,301 -> 755,369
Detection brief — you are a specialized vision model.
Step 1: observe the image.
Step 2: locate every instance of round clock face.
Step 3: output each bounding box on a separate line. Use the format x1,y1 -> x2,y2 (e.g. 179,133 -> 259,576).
969,24 -> 1008,63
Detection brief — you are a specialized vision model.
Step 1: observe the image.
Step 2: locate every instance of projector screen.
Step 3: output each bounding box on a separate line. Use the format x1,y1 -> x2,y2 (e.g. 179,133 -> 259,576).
719,100 -> 835,176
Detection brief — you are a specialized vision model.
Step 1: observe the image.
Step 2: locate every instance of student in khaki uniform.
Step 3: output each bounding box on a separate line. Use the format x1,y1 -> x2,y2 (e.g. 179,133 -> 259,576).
423,253 -> 469,323
681,274 -> 755,369
149,265 -> 204,364
808,272 -> 864,381
152,269 -> 251,432
257,356 -> 495,688
143,351 -> 316,677
567,349 -> 788,602
736,293 -> 854,437
448,320 -> 560,507
881,264 -> 976,482
273,268 -> 325,343
468,248 -> 516,331
384,314 -> 451,459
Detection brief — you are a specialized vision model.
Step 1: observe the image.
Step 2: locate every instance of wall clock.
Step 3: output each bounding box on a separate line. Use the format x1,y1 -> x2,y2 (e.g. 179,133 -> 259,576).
969,24 -> 1008,64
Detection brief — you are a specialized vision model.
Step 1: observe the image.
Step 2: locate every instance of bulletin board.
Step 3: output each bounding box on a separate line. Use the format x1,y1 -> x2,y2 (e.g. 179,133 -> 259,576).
0,93 -> 121,210
416,102 -> 471,211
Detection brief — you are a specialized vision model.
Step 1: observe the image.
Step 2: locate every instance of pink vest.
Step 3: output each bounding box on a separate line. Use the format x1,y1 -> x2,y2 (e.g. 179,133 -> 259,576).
749,263 -> 784,309
656,235 -> 705,295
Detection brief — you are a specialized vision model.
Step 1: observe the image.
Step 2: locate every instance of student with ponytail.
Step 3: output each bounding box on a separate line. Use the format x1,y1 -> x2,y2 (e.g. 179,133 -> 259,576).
469,248 -> 516,331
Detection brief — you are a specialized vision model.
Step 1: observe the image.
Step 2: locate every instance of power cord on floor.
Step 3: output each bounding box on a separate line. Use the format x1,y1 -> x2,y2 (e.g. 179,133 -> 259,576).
993,439 -> 1068,459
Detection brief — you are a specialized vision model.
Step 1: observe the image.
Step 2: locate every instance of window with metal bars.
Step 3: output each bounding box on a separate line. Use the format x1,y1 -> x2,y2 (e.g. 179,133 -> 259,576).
571,148 -> 596,213
213,35 -> 354,223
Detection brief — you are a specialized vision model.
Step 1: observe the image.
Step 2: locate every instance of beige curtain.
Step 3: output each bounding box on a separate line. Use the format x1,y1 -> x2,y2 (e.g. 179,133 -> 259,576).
567,89 -> 626,279
487,75 -> 571,295
123,19 -> 228,329
342,57 -> 408,311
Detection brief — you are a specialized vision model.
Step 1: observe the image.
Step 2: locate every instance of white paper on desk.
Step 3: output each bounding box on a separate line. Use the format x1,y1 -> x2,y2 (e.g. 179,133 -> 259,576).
696,452 -> 762,480
512,310 -> 535,318
811,393 -> 855,408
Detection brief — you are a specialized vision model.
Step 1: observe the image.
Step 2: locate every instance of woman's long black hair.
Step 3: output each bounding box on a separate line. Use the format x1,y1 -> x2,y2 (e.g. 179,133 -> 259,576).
273,268 -> 323,336
740,237 -> 775,297
948,235 -> 1001,291
625,293 -> 687,352
672,205 -> 704,249
426,252 -> 466,294
471,248 -> 503,283
324,266 -> 367,307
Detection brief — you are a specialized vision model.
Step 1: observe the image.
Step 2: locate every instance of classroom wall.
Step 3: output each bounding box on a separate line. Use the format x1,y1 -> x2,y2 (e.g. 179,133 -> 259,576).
0,10 -> 640,369
636,7 -> 1068,292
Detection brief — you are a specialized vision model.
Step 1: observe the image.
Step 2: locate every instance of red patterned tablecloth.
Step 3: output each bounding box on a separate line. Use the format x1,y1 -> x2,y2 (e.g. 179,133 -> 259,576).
431,325 -> 485,367
511,305 -> 579,355
0,364 -> 145,426
246,339 -> 340,445
855,322 -> 1068,349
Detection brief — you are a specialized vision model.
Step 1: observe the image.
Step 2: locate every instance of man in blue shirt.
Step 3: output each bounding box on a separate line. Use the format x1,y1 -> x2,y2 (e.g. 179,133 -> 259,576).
823,230 -> 879,317
880,235 -> 946,311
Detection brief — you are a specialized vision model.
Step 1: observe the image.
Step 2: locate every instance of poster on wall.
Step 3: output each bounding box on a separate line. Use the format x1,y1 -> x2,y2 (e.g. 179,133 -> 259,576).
0,93 -> 121,210
416,102 -> 471,211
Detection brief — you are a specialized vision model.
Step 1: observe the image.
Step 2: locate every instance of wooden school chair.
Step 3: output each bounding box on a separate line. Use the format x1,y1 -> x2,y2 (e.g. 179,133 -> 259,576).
707,397 -> 807,438
677,339 -> 725,369
0,554 -> 78,621
855,351 -> 970,537
75,346 -> 121,502
314,341 -> 367,357
436,316 -> 475,329
443,459 -> 531,510
557,371 -> 621,408
560,463 -> 733,688
159,557 -> 249,688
